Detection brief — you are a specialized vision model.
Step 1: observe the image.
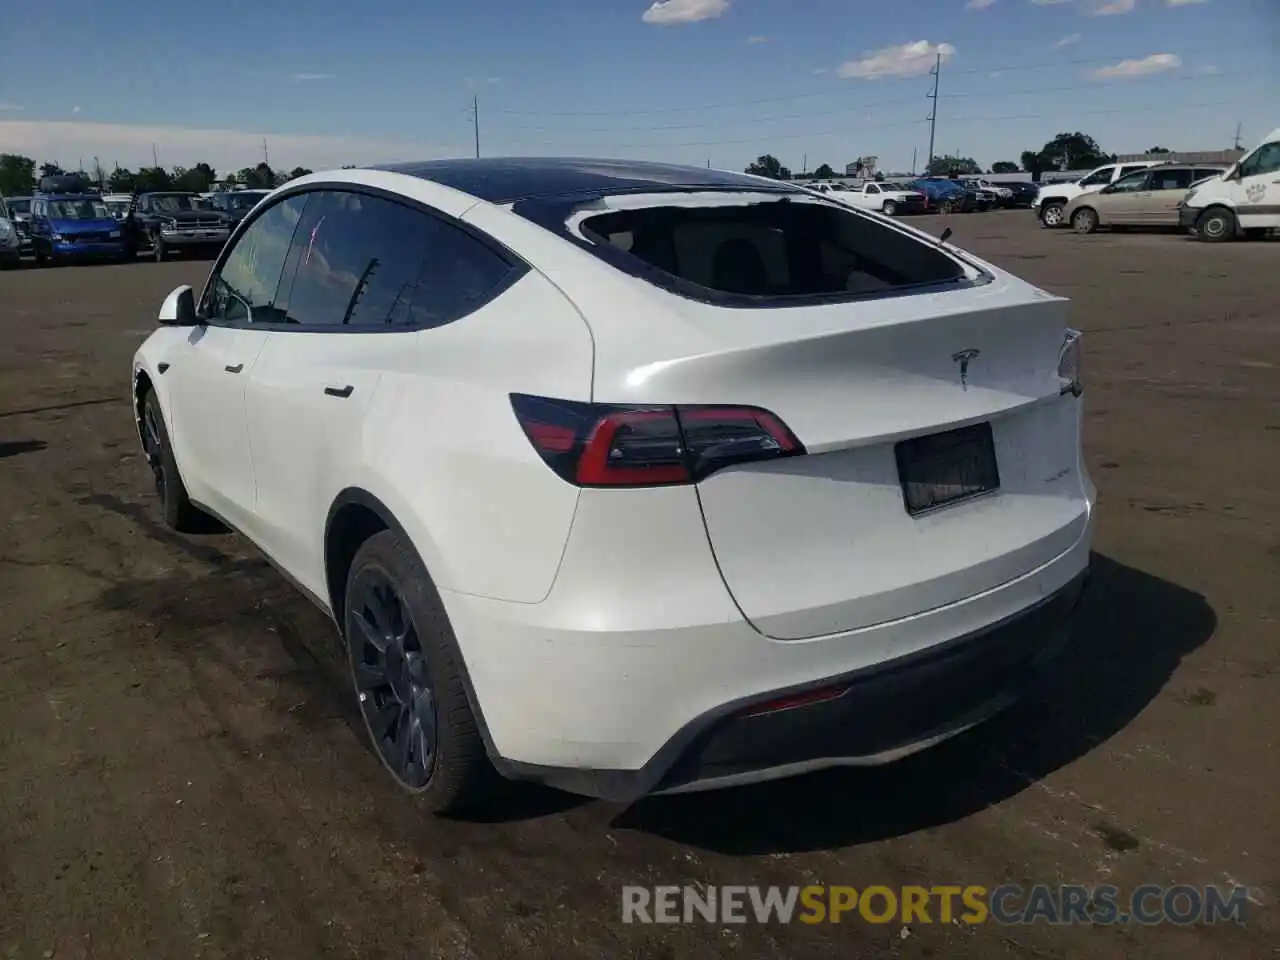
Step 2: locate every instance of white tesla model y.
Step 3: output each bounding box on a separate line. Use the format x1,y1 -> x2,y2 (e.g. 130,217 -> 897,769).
131,158 -> 1095,811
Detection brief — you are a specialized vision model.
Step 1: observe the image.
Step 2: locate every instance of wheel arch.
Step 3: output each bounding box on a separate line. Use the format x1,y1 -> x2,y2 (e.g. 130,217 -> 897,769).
323,486 -> 507,767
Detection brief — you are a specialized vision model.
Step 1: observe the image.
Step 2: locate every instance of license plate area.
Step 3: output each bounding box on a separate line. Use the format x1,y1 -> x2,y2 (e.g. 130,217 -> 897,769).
895,422 -> 1000,516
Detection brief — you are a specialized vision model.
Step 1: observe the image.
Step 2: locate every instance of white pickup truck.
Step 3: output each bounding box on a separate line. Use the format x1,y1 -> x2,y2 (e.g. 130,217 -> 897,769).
1033,160 -> 1164,227
804,180 -> 926,216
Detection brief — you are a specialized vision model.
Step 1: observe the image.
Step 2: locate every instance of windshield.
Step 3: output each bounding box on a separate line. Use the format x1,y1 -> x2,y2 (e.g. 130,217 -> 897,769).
150,194 -> 202,213
8,198 -> 31,216
883,182 -> 912,191
228,192 -> 267,210
49,199 -> 111,219
105,200 -> 130,217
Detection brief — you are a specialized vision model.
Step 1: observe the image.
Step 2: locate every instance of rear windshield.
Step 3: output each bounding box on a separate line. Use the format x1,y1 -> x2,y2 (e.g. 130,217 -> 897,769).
572,195 -> 969,305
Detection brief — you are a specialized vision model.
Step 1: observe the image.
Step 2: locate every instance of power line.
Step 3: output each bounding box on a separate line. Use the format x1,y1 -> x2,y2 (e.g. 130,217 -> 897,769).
489,98 -> 1235,153
490,44 -> 1229,118
492,71 -> 1241,136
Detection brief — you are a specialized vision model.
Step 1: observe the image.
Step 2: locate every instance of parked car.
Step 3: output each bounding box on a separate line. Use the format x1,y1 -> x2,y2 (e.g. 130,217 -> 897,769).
1178,126 -> 1280,242
27,192 -> 125,265
205,189 -> 270,225
101,193 -> 134,221
131,158 -> 1094,812
1063,163 -> 1229,235
1001,181 -> 1039,208
1032,161 -> 1165,227
0,196 -> 20,268
4,195 -> 34,255
122,191 -> 232,262
962,178 -> 1015,207
909,178 -> 976,213
808,180 -> 926,216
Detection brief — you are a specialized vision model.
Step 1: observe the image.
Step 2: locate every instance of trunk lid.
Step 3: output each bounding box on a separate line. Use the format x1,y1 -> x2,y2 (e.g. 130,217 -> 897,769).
591,278 -> 1090,640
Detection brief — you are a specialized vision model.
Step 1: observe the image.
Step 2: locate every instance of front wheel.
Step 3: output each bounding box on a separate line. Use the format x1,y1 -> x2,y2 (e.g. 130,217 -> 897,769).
344,530 -> 495,813
140,390 -> 203,532
1071,207 -> 1099,235
153,237 -> 167,262
1195,207 -> 1236,243
881,200 -> 897,216
1039,202 -> 1066,228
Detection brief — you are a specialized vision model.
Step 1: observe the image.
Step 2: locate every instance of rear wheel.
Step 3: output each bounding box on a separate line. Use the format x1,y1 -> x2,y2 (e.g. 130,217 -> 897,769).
1195,207 -> 1236,243
344,530 -> 495,813
1039,201 -> 1066,228
1071,207 -> 1099,235
140,389 -> 203,532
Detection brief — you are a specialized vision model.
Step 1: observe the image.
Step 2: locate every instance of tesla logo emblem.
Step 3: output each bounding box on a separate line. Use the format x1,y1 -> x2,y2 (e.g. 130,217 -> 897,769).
952,348 -> 980,389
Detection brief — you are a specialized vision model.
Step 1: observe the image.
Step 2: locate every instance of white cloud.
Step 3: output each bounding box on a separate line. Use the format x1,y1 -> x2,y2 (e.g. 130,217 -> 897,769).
0,102 -> 23,112
965,0 -> 997,9
746,35 -> 768,44
642,0 -> 729,25
1052,32 -> 1083,47
1166,0 -> 1208,5
0,119 -> 463,172
1091,52 -> 1182,78
1030,0 -> 1072,5
1088,0 -> 1137,14
290,72 -> 332,82
838,40 -> 956,80
1195,63 -> 1221,75
464,76 -> 501,88
71,105 -> 82,115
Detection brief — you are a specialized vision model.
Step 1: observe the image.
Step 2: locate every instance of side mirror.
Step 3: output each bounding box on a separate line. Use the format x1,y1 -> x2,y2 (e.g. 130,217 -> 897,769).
158,285 -> 199,327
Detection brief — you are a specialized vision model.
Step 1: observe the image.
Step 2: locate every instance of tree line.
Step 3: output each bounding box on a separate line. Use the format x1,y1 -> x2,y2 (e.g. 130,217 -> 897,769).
745,132 -> 1124,181
0,154 -> 315,197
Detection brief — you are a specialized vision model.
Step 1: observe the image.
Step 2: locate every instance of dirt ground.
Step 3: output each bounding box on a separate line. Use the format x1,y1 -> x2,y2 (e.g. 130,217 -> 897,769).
0,214 -> 1276,960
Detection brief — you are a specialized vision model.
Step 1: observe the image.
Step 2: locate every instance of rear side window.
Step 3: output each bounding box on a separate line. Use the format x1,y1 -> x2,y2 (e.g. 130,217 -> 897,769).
1149,168 -> 1193,191
276,190 -> 515,328
1118,164 -> 1151,180
574,196 -> 967,304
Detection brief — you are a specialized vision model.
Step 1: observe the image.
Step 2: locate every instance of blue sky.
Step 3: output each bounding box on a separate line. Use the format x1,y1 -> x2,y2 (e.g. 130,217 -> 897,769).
0,0 -> 1274,176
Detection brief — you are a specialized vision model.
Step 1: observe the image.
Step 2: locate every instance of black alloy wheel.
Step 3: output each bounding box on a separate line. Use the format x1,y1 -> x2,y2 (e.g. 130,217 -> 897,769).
347,563 -> 439,790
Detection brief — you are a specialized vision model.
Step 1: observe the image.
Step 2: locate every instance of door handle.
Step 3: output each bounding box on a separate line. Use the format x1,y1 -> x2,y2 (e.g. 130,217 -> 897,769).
324,385 -> 354,398
224,363 -> 243,373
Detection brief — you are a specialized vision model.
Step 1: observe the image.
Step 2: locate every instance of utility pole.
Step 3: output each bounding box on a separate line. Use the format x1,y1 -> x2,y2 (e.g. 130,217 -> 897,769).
926,52 -> 942,173
152,143 -> 159,169
1233,121 -> 1243,151
263,138 -> 270,167
911,147 -> 917,176
802,152 -> 807,175
471,95 -> 481,159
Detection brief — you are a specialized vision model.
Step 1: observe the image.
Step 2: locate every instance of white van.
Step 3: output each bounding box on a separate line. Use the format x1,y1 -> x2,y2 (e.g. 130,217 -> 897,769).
1178,127 -> 1280,241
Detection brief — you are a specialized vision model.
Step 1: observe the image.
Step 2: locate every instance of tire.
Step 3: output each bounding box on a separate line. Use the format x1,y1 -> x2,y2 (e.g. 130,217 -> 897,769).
153,236 -> 167,262
140,389 -> 203,532
344,529 -> 495,813
1195,207 -> 1236,243
1039,201 -> 1066,228
881,200 -> 897,216
1071,207 -> 1099,235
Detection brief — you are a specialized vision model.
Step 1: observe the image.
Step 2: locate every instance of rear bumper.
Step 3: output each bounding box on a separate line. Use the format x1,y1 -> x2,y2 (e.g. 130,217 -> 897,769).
443,482 -> 1096,802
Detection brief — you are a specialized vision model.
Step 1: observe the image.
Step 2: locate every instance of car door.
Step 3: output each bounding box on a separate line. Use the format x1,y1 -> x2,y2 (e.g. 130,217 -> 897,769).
164,192 -> 309,529
1230,138 -> 1280,230
1097,171 -> 1152,225
1141,167 -> 1193,226
243,188 -> 517,596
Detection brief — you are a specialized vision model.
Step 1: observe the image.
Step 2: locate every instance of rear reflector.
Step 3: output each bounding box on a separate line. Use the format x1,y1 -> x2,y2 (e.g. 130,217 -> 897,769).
510,393 -> 805,487
739,684 -> 849,719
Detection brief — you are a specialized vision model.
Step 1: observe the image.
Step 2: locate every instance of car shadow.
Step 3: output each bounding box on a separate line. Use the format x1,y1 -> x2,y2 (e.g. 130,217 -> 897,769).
0,439 -> 47,459
609,552 -> 1216,854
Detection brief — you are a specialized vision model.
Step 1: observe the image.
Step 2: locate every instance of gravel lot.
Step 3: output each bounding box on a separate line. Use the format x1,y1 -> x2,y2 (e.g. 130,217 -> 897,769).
0,214 -> 1276,959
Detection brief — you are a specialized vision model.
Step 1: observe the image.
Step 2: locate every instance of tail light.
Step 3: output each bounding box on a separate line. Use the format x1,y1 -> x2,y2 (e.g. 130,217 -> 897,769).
510,393 -> 805,487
